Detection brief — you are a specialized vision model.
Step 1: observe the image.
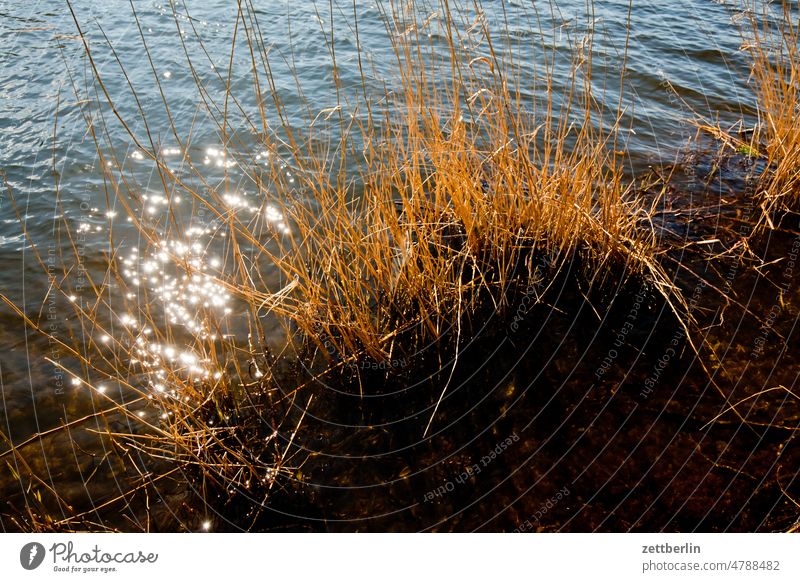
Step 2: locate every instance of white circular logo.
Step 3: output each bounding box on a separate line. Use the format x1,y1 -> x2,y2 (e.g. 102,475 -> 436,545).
20,542 -> 46,570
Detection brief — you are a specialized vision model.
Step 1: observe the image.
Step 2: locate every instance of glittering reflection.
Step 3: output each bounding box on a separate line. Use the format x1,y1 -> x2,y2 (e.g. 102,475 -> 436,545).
203,147 -> 236,169
265,204 -> 291,234
108,145 -> 293,401
116,232 -> 230,387
63,140 -> 296,417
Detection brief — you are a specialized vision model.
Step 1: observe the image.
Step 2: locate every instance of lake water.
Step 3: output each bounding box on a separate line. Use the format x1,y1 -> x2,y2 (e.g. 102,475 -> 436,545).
1,0 -> 798,531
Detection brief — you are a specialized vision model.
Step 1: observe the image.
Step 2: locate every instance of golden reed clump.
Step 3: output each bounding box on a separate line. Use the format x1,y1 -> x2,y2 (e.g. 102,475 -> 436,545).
744,0 -> 800,225
262,2 -> 669,368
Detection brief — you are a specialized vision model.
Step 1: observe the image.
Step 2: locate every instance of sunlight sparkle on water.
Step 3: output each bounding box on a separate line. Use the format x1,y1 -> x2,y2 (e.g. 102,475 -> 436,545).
105,144 -> 294,401
113,225 -> 239,394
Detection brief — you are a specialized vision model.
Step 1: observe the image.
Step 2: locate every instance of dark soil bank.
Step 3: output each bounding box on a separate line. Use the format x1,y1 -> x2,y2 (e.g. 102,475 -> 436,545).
217,153 -> 800,532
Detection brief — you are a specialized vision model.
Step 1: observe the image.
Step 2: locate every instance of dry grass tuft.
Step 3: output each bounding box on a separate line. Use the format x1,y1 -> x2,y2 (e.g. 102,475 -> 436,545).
743,0 -> 799,225
263,3 -> 668,371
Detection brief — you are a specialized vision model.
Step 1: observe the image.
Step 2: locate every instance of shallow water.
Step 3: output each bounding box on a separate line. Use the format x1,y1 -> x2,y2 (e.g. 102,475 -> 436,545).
1,0 -> 798,531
